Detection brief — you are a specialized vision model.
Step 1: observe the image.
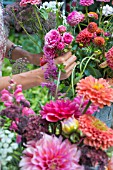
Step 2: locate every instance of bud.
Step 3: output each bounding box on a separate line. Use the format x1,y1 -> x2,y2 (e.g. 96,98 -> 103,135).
62,117 -> 79,134
94,50 -> 102,55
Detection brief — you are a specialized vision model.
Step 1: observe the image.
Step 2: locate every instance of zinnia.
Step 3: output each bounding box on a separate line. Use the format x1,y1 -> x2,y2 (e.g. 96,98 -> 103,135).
88,12 -> 98,20
87,22 -> 98,33
76,75 -> 113,108
67,11 -> 84,26
40,99 -> 81,122
19,134 -> 83,170
79,114 -> 113,150
106,46 -> 113,70
80,0 -> 94,6
76,28 -> 93,46
20,0 -> 41,7
93,36 -> 105,46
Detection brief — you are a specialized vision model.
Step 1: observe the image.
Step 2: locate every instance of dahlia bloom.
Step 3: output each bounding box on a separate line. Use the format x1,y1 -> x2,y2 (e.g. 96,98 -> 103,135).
45,29 -> 61,48
57,42 -> 65,50
76,76 -> 113,108
40,99 -> 81,122
67,11 -> 85,26
80,0 -> 94,6
106,46 -> 113,70
62,116 -> 79,134
62,32 -> 74,44
19,134 -> 83,170
76,28 -> 93,46
79,115 -> 113,150
20,0 -> 41,7
88,12 -> 98,20
87,22 -> 98,33
93,36 -> 105,46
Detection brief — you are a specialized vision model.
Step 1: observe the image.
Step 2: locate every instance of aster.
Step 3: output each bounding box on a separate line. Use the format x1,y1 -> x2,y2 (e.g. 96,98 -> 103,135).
76,76 -> 113,108
19,134 -> 83,170
78,114 -> 113,150
80,0 -> 94,6
106,46 -> 113,70
76,28 -> 93,47
40,99 -> 81,122
67,11 -> 85,27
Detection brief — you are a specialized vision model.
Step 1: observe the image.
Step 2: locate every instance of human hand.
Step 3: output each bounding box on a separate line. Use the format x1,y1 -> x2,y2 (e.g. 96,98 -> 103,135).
55,52 -> 76,80
29,53 -> 43,66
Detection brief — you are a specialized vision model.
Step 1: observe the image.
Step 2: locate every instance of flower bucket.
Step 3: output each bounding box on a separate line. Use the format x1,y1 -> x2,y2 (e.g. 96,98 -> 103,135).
93,104 -> 113,128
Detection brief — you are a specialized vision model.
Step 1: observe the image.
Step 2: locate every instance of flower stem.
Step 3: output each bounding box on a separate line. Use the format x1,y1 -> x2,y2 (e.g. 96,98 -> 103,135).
82,100 -> 92,114
34,5 -> 43,31
99,2 -> 104,27
71,64 -> 76,97
78,23 -> 81,32
55,70 -> 61,100
85,6 -> 89,24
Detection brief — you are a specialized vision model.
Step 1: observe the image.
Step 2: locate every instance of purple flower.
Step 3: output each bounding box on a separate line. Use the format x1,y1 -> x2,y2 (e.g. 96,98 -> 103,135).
96,0 -> 110,2
43,45 -> 55,58
62,32 -> 74,44
45,29 -> 61,48
22,107 -> 35,116
67,11 -> 85,26
80,0 -> 94,6
57,42 -> 65,50
58,25 -> 67,33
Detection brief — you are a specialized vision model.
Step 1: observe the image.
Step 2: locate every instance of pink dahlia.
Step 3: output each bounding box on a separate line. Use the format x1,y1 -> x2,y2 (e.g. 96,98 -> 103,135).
20,0 -> 41,7
43,45 -> 55,58
57,42 -> 65,50
79,115 -> 113,150
19,134 -> 83,170
62,32 -> 74,44
106,46 -> 113,70
40,100 -> 81,122
80,0 -> 94,6
57,25 -> 67,33
76,28 -> 93,46
45,29 -> 61,48
67,11 -> 85,26
76,75 -> 113,108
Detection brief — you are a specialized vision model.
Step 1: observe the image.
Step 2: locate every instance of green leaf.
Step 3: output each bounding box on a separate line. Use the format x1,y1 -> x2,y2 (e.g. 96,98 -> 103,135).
85,65 -> 102,78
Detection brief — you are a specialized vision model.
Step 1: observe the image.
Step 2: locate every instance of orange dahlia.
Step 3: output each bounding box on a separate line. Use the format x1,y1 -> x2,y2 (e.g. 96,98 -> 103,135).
76,76 -> 113,108
87,22 -> 98,33
88,12 -> 98,20
79,114 -> 113,150
96,28 -> 104,35
93,36 -> 105,46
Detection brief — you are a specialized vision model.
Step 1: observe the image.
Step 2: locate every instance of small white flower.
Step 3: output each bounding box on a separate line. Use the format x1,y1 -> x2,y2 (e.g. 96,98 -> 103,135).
3,143 -> 9,148
7,147 -> 13,153
4,130 -> 11,134
102,5 -> 113,16
6,156 -> 12,161
11,143 -> 18,150
8,132 -> 14,139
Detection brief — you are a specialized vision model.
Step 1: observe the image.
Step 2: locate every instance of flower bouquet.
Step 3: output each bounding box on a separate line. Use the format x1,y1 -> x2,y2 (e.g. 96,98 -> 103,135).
1,0 -> 113,169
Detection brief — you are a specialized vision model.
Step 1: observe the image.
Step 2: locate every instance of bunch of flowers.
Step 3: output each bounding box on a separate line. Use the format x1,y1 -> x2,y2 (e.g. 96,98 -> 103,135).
1,0 -> 113,169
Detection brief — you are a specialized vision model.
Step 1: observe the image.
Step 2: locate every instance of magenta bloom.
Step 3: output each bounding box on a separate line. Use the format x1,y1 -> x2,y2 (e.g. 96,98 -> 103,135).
14,85 -> 25,103
45,29 -> 61,48
67,11 -> 85,26
96,0 -> 110,2
40,100 -> 81,122
80,0 -> 94,6
106,46 -> 113,70
19,134 -> 83,170
74,96 -> 98,115
62,32 -> 74,44
1,89 -> 13,107
57,42 -> 65,50
58,25 -> 67,33
43,45 -> 55,58
20,0 -> 41,7
22,107 -> 35,116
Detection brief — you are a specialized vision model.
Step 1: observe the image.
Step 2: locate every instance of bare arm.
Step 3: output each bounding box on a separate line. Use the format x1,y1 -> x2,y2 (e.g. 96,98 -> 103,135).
5,40 -> 42,66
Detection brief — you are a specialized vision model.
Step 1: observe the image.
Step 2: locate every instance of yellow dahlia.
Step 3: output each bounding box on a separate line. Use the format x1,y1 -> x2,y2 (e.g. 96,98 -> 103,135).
79,115 -> 113,150
76,76 -> 113,108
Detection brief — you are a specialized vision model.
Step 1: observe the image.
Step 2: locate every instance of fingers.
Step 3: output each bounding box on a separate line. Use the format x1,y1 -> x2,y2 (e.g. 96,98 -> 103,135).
55,52 -> 72,64
64,55 -> 76,69
66,62 -> 76,73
